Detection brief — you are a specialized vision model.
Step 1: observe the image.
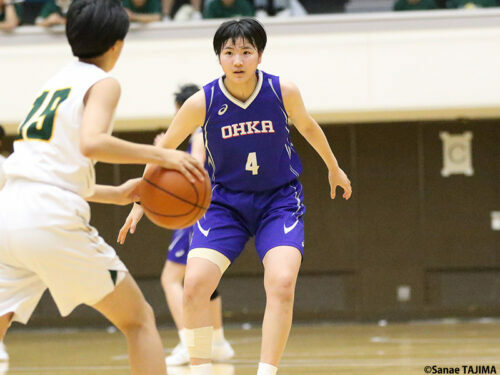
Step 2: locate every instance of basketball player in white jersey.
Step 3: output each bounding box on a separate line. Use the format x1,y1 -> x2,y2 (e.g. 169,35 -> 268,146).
0,1 -> 205,375
0,125 -> 6,192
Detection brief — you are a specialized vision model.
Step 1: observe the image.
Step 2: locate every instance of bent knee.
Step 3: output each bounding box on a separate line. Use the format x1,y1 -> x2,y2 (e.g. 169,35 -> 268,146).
118,301 -> 156,334
265,274 -> 297,301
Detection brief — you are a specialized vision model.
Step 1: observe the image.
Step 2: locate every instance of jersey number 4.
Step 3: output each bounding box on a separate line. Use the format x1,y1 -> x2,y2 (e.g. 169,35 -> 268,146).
245,152 -> 260,175
16,88 -> 72,142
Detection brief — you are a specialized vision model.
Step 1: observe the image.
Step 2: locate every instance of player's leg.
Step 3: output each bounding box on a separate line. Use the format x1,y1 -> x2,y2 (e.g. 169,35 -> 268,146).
92,272 -> 166,375
161,259 -> 190,366
254,180 -> 305,374
260,246 -> 301,371
161,260 -> 186,333
183,255 -> 223,368
0,313 -> 13,342
210,291 -> 234,362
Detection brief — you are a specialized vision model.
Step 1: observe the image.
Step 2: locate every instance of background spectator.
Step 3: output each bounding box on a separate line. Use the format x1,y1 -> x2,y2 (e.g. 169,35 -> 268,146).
393,0 -> 439,11
446,0 -> 497,7
203,0 -> 254,18
298,0 -> 346,13
36,0 -> 71,27
162,0 -> 202,21
0,124 -> 6,190
0,0 -> 22,31
123,0 -> 162,23
21,0 -> 48,25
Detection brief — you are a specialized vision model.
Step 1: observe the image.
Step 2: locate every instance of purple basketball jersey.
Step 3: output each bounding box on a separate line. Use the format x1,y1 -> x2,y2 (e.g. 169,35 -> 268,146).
202,70 -> 302,192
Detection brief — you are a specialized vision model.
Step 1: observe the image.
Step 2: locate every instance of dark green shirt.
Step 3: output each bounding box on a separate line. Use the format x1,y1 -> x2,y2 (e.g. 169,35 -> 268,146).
204,0 -> 255,19
38,0 -> 72,18
446,0 -> 497,7
0,3 -> 23,22
393,0 -> 439,10
122,0 -> 162,14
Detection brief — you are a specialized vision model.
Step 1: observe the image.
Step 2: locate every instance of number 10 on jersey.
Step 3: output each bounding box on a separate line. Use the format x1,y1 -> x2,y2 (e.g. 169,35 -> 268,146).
245,152 -> 260,175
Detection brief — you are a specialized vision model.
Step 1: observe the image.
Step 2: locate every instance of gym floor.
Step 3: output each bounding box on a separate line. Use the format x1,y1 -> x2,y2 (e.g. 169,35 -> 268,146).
2,320 -> 500,374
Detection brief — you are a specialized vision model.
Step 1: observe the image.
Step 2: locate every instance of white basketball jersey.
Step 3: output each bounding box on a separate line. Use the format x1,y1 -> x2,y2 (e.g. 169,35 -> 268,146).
3,61 -> 109,198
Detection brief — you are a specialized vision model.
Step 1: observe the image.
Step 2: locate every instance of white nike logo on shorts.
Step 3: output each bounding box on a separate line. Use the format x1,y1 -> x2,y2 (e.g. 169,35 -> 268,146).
284,220 -> 299,234
168,234 -> 183,251
197,221 -> 211,237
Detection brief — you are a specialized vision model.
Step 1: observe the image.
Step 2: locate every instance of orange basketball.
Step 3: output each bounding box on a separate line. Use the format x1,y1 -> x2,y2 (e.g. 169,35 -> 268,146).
139,166 -> 211,229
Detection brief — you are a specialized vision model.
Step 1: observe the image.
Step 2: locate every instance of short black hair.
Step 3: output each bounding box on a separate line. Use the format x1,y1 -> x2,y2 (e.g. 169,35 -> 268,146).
0,125 -> 4,139
66,0 -> 129,59
175,84 -> 200,106
213,18 -> 267,56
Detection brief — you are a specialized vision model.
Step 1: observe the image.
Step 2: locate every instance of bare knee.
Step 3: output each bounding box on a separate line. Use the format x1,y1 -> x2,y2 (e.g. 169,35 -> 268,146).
183,274 -> 213,306
265,273 -> 297,303
118,301 -> 156,336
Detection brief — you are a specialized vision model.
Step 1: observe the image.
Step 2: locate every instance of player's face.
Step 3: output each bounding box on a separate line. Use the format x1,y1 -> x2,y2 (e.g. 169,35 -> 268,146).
219,38 -> 262,84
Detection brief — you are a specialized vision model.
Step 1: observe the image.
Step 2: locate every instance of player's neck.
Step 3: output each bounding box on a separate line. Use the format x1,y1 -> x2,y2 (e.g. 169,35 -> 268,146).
223,73 -> 258,102
78,56 -> 113,72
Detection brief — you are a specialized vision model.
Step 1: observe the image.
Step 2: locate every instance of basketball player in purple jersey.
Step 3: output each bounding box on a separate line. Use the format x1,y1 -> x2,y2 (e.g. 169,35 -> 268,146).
119,18 -> 352,375
150,85 -> 234,366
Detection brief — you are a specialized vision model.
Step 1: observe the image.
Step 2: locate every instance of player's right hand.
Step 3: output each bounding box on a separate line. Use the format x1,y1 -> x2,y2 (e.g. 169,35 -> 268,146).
117,203 -> 144,244
159,149 -> 208,184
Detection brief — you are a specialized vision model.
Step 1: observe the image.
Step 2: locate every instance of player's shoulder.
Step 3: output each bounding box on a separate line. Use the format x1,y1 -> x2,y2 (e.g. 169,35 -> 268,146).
84,77 -> 121,104
183,89 -> 206,111
279,78 -> 300,101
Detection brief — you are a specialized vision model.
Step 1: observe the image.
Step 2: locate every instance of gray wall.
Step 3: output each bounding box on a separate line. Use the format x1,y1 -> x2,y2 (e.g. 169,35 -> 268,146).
3,120 -> 499,328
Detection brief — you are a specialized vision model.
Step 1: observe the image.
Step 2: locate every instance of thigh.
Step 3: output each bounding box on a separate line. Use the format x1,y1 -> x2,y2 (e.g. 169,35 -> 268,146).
255,181 -> 305,261
10,224 -> 128,318
190,202 -> 250,264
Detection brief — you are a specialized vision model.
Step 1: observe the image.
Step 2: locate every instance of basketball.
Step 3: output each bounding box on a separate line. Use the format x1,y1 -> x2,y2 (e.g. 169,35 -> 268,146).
139,166 -> 211,229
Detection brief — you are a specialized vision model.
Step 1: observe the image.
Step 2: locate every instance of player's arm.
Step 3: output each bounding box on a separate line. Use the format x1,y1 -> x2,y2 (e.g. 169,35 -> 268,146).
86,179 -> 141,206
156,90 -> 206,150
80,77 -> 204,182
281,80 -> 352,200
190,130 -> 206,164
117,90 -> 206,244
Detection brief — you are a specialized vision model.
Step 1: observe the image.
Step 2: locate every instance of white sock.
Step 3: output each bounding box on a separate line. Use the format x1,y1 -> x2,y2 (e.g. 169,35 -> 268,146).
257,362 -> 278,375
190,363 -> 212,375
212,327 -> 225,344
178,329 -> 186,346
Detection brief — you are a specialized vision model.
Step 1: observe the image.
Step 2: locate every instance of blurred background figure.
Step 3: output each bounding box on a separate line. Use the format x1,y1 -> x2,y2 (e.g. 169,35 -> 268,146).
162,0 -> 202,21
446,0 -> 497,8
19,0 -> 47,25
393,0 -> 438,11
203,0 -> 255,18
35,0 -> 71,27
0,0 -> 22,31
0,124 -> 6,191
123,0 -> 162,23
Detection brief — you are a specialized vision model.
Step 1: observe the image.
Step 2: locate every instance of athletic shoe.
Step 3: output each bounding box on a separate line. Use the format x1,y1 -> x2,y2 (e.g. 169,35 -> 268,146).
212,340 -> 234,362
0,342 -> 8,362
166,342 -> 189,366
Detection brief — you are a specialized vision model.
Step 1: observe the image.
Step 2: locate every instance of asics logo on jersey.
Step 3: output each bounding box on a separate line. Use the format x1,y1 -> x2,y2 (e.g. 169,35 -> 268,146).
221,121 -> 275,139
218,104 -> 228,115
197,221 -> 211,237
284,220 -> 299,234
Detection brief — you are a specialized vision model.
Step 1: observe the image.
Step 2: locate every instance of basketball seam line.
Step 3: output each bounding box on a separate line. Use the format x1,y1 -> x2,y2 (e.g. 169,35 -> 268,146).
142,177 -> 209,210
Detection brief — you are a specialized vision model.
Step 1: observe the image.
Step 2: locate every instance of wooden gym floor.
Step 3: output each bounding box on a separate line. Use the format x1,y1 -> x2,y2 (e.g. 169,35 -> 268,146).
1,320 -> 500,374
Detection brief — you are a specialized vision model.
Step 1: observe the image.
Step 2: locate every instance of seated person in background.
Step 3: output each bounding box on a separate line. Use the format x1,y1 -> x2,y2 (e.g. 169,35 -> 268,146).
446,0 -> 497,7
393,0 -> 438,11
204,0 -> 254,18
36,0 -> 71,27
253,0 -> 293,16
123,0 -> 161,23
162,0 -> 202,21
20,0 -> 48,25
0,0 -> 22,31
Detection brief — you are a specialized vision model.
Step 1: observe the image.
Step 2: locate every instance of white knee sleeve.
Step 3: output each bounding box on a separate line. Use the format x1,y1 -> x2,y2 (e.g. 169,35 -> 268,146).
185,326 -> 213,359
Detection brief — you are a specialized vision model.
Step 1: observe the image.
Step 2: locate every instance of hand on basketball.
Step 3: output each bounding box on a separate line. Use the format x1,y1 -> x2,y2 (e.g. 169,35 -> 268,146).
328,167 -> 352,200
117,203 -> 144,244
115,178 -> 142,205
159,149 -> 208,184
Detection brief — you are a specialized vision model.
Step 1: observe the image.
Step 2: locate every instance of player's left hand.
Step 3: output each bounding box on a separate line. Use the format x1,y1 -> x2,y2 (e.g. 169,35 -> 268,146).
328,167 -> 352,200
115,178 -> 142,206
